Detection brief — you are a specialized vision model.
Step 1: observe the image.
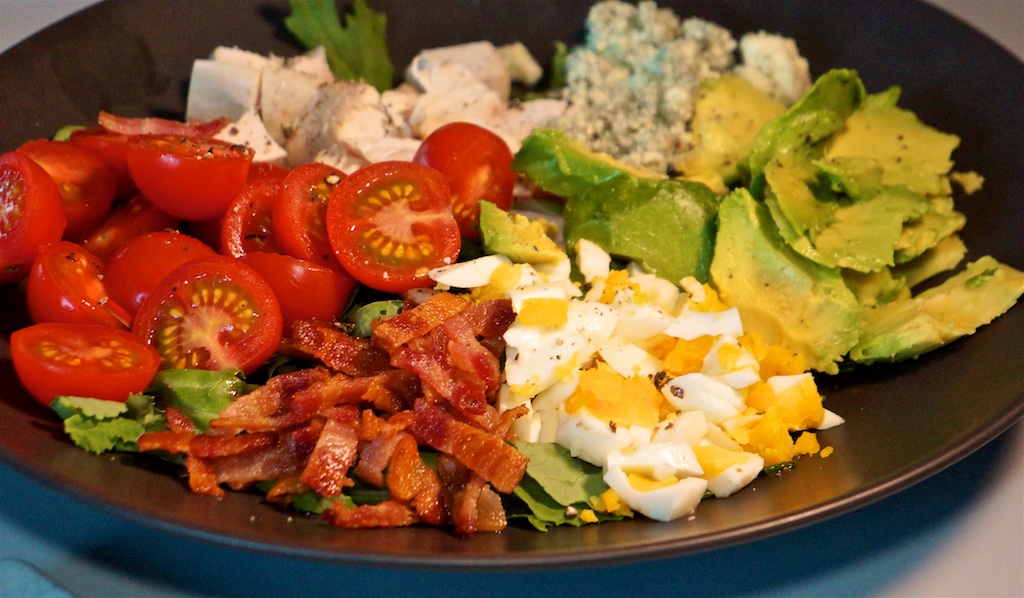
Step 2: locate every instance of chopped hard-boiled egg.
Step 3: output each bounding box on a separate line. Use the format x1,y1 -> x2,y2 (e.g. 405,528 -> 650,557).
428,229 -> 840,522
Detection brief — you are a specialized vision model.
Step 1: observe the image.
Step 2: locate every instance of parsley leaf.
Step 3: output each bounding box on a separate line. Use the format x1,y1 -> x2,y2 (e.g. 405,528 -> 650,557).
285,0 -> 394,92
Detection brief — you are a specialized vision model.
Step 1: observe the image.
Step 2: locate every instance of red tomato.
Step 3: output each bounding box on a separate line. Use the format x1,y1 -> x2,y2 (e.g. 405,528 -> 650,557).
326,160 -> 461,293
248,161 -> 290,182
133,255 -> 283,374
221,177 -> 283,257
125,135 -> 253,221
103,231 -> 218,318
413,122 -> 516,239
78,195 -> 180,262
16,139 -> 118,240
0,152 -> 68,284
272,162 -> 345,267
239,252 -> 358,330
26,240 -> 131,328
68,126 -> 137,198
11,322 -> 161,406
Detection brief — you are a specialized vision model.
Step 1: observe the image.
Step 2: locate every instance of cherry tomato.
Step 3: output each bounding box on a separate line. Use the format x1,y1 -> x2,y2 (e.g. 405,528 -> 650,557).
248,161 -> 290,182
78,195 -> 180,262
103,231 -> 217,318
221,177 -> 283,257
26,240 -> 131,328
412,122 -> 516,239
125,135 -> 253,221
68,126 -> 137,198
272,162 -> 345,268
16,139 -> 118,240
133,255 -> 283,374
326,160 -> 460,293
239,252 -> 358,330
0,152 -> 68,284
11,322 -> 161,406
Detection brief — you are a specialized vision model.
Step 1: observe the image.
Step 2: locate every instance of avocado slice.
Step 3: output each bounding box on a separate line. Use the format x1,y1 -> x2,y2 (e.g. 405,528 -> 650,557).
479,200 -> 565,265
514,128 -> 718,284
710,188 -> 861,374
675,75 -> 785,194
850,256 -> 1024,364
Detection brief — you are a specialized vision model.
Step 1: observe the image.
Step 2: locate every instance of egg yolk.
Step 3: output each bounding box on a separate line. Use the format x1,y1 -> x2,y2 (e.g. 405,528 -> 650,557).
517,297 -> 569,326
564,361 -> 665,429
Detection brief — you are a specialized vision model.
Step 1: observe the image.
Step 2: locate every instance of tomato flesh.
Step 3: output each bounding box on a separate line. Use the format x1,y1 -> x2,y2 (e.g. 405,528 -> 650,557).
103,230 -> 218,318
0,152 -> 68,284
27,240 -> 131,328
16,139 -> 118,240
125,135 -> 253,221
413,122 -> 516,239
221,177 -> 283,257
69,126 -> 138,198
273,162 -> 345,267
11,322 -> 161,405
327,161 -> 461,293
133,256 -> 283,374
78,194 -> 180,262
239,251 -> 357,330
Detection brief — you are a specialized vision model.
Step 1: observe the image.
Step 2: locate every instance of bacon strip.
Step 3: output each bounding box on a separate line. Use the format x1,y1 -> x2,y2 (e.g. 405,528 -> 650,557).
300,415 -> 359,496
284,320 -> 391,377
410,399 -> 528,494
371,292 -> 471,351
98,110 -> 228,137
323,500 -> 417,529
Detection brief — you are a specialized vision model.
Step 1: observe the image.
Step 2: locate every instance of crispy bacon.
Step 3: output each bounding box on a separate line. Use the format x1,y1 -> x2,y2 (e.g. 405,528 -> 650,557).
386,434 -> 444,526
410,399 -> 528,494
300,414 -> 359,496
371,292 -> 471,351
323,500 -> 417,528
98,110 -> 228,137
284,320 -> 392,377
140,291 -> 530,535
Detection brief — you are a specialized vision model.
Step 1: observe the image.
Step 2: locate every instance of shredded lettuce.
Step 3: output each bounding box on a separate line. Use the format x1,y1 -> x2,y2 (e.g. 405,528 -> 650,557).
509,441 -> 629,530
285,0 -> 394,92
52,393 -> 166,455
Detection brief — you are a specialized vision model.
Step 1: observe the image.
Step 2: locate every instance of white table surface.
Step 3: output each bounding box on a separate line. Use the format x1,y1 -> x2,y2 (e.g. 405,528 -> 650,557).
1,1 -> 1022,597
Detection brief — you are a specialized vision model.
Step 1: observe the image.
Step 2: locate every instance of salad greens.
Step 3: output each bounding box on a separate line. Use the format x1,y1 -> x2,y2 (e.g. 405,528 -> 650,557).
285,0 -> 394,92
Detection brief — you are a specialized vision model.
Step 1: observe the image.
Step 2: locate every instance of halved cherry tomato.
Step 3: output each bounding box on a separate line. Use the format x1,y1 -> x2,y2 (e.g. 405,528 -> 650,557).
326,160 -> 460,293
11,322 -> 161,406
78,195 -> 180,262
221,177 -> 283,257
103,231 -> 217,318
272,162 -> 345,268
16,139 -> 118,240
68,126 -> 137,198
26,241 -> 131,328
0,152 -> 68,284
412,122 -> 515,239
125,135 -> 253,221
133,255 -> 283,374
239,252 -> 358,330
248,161 -> 290,182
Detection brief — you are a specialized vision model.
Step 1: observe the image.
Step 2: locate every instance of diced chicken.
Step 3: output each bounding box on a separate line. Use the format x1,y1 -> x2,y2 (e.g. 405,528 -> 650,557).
260,64 -> 332,146
406,41 -> 511,102
186,59 -> 262,122
285,80 -> 396,167
380,83 -> 421,137
407,62 -> 507,138
497,42 -> 544,86
214,109 -> 288,164
492,98 -> 567,154
210,46 -> 280,70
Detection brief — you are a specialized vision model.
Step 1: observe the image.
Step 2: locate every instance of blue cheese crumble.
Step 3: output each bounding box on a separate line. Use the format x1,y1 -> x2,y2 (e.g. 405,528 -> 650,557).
553,0 -> 810,175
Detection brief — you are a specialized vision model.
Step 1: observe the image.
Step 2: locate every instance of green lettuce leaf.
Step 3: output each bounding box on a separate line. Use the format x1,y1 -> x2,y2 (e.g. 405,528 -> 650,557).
285,0 -> 394,92
147,369 -> 248,432
52,393 -> 166,455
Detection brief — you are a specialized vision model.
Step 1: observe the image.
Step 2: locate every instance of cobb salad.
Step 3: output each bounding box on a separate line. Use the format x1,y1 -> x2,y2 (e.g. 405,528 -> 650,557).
1,0 -> 1021,536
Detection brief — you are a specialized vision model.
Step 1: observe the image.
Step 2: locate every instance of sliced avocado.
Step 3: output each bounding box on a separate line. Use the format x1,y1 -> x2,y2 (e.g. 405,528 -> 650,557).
675,75 -> 785,194
479,200 -> 565,265
893,195 -> 966,264
746,69 -> 867,198
826,93 -> 960,197
514,128 -> 718,284
891,234 -> 967,289
710,189 -> 861,374
850,256 -> 1024,364
512,128 -> 665,199
842,267 -> 909,308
